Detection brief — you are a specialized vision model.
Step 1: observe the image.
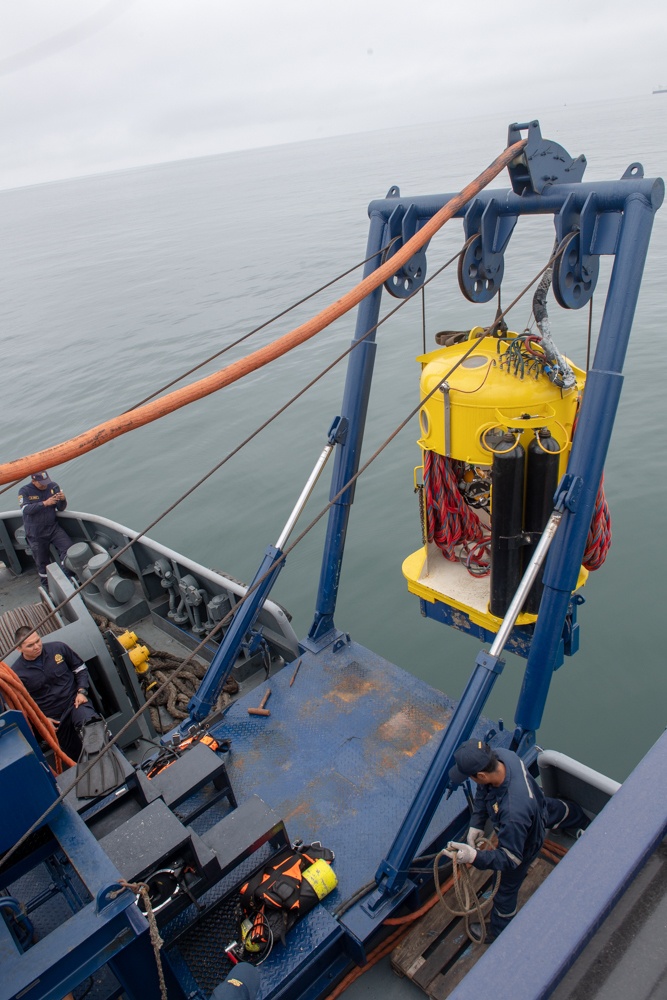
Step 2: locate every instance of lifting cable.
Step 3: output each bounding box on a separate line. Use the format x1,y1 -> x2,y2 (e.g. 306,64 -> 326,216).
0,231 -> 470,667
0,234 -> 474,821
0,240 -> 401,500
0,251 -> 570,872
123,238 -> 403,413
0,137 -> 527,486
1,156 -> 588,873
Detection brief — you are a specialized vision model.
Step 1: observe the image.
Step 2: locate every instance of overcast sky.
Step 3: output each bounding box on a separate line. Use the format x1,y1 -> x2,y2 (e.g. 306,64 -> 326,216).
1,0 -> 665,190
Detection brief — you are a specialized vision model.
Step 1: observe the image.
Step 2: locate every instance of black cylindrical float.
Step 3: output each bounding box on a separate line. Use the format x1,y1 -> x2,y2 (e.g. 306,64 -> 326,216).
523,429 -> 560,614
490,432 -> 526,618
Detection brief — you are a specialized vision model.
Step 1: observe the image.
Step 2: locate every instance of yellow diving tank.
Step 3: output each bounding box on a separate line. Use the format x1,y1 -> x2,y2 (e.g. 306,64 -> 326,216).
403,329 -> 588,634
302,859 -> 338,900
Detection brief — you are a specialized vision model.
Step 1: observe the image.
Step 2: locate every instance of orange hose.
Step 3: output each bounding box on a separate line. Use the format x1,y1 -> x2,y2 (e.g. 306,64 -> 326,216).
0,662 -> 76,772
382,874 -> 454,925
325,874 -> 456,998
0,139 -> 526,486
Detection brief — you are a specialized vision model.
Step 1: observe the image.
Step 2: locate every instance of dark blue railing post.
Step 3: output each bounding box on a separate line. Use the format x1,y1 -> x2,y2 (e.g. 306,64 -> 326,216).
308,214 -> 386,643
514,191 -> 660,738
370,650 -> 505,901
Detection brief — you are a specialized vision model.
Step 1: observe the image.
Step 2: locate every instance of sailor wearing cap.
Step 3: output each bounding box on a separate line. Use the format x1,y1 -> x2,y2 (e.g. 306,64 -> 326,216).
18,471 -> 73,592
210,964 -> 259,1000
444,739 -> 586,942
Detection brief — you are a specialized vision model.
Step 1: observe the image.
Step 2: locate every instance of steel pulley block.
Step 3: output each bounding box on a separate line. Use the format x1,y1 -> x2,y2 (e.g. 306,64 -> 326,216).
383,202 -> 428,299
384,245 -> 427,298
552,232 -> 599,309
458,234 -> 504,303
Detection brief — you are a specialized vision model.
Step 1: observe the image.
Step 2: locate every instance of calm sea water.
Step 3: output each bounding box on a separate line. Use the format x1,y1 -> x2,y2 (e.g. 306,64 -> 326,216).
1,95 -> 665,782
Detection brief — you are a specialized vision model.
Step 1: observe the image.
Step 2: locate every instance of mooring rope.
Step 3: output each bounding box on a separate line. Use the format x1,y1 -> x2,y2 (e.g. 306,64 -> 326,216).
115,880 -> 168,1000
435,842 -> 501,945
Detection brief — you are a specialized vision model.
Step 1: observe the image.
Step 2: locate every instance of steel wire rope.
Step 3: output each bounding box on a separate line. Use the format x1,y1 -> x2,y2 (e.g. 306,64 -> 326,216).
0,249 -> 393,502
0,243 -> 467,768
0,235 -> 572,871
0,239 -> 470,665
586,296 -> 594,373
0,240 -> 404,501
0,136 -> 528,485
0,242 -> 473,868
123,237 -> 403,413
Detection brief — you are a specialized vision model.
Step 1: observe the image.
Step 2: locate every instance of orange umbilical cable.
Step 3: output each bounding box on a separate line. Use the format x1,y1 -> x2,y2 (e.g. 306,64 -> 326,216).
0,662 -> 76,773
325,875 -> 456,999
0,139 -> 526,486
383,874 -> 455,925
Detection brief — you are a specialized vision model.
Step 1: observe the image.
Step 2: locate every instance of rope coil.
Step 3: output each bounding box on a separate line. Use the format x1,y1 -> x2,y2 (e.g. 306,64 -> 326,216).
435,840 -> 500,945
424,451 -> 490,574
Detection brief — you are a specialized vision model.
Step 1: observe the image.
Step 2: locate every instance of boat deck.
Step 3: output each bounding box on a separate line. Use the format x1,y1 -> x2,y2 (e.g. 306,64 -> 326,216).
158,638 -> 508,998
0,563 -> 210,668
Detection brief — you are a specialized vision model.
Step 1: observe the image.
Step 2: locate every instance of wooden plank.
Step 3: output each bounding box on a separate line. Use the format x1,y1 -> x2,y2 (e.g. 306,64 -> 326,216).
428,938 -> 492,998
392,868 -> 493,977
391,869 -> 493,986
426,857 -> 555,1000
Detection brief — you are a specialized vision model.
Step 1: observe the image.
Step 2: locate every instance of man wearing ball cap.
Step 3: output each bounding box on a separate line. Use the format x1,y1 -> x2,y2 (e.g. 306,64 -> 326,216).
444,738 -> 587,942
18,471 -> 73,592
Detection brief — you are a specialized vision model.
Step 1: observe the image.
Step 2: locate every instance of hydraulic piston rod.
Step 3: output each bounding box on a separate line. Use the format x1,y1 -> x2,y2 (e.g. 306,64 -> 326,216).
172,434 -> 339,736
372,509 -> 563,900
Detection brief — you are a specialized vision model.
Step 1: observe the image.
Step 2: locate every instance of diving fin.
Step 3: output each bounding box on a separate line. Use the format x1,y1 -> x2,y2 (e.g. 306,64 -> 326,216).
76,720 -> 124,799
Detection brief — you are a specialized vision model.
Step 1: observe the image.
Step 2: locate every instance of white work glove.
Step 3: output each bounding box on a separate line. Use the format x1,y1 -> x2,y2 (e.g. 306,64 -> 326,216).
443,841 -> 477,864
467,827 -> 484,849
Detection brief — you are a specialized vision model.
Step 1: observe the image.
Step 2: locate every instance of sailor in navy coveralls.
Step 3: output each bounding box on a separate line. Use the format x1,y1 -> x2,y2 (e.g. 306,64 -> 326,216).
18,471 -> 73,591
445,739 -> 586,941
12,628 -> 99,759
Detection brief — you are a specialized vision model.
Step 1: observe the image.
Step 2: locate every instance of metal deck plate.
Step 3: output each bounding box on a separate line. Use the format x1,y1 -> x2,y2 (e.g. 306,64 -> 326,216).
201,639 -> 500,998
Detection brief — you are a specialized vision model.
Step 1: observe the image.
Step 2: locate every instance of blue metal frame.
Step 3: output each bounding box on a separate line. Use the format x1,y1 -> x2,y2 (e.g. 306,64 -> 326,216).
310,169 -> 664,652
0,712 -> 160,1000
305,127 -> 663,901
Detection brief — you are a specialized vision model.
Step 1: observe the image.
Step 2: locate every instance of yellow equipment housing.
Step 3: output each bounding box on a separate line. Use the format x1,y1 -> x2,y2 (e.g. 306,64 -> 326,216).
402,330 -> 588,633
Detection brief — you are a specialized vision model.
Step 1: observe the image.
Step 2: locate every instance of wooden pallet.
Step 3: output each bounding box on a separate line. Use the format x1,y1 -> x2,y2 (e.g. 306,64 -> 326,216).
391,857 -> 555,999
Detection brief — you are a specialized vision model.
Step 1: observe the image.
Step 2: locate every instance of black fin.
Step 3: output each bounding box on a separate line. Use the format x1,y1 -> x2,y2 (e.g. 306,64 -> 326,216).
76,720 -> 124,798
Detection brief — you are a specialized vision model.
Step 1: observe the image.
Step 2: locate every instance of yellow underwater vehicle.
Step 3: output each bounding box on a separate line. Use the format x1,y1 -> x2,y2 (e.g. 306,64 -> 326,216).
403,323 -> 605,652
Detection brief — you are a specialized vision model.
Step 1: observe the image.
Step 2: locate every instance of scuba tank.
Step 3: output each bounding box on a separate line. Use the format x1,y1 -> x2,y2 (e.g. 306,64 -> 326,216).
523,429 -> 560,614
489,431 -> 525,619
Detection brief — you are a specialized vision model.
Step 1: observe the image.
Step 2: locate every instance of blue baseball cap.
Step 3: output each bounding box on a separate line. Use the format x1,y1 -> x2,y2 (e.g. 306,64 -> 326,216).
448,739 -> 495,785
30,471 -> 52,482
